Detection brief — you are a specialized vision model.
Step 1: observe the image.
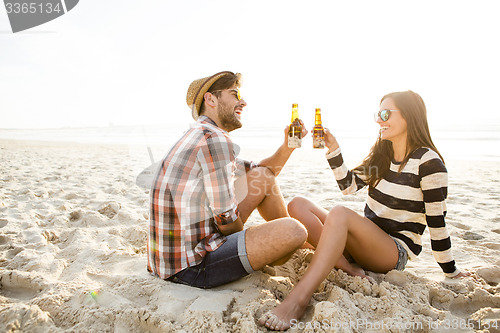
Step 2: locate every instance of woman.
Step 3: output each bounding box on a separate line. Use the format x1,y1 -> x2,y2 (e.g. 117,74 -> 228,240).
259,90 -> 470,331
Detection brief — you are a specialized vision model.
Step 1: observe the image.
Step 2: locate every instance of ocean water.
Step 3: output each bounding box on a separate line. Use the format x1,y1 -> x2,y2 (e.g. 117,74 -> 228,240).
1,124 -> 500,163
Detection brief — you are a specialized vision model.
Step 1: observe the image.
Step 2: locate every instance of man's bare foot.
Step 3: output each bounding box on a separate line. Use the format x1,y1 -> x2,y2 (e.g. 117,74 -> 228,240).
258,298 -> 308,331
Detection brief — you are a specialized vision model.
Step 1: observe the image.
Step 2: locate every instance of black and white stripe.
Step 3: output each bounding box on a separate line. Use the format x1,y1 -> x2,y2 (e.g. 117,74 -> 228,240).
327,147 -> 458,277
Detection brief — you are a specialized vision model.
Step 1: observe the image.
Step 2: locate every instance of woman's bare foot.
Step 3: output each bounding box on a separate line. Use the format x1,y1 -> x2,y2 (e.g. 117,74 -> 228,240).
343,264 -> 369,279
344,265 -> 376,283
258,297 -> 308,331
336,259 -> 375,283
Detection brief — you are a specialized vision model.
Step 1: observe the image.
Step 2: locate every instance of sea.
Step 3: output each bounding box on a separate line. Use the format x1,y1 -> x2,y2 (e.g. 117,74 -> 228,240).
1,124 -> 500,164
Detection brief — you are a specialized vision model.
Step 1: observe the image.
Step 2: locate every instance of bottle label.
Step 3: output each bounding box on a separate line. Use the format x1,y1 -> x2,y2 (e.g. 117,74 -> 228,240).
312,127 -> 324,149
288,120 -> 302,148
313,137 -> 325,149
288,136 -> 302,148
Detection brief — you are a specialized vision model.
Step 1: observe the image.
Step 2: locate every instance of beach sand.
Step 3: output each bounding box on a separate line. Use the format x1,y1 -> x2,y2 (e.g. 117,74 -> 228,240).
1,139 -> 499,332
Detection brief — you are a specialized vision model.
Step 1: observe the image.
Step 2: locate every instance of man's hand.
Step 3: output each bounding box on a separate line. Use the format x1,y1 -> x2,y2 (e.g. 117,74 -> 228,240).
217,217 -> 244,236
284,119 -> 308,149
259,120 -> 308,177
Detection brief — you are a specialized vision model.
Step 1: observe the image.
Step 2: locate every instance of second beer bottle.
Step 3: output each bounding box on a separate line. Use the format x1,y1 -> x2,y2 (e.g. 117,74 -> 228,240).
288,103 -> 302,148
312,108 -> 325,149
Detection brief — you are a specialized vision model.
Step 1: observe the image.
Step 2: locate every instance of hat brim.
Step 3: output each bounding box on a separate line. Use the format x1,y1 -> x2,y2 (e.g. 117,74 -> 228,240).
187,71 -> 234,120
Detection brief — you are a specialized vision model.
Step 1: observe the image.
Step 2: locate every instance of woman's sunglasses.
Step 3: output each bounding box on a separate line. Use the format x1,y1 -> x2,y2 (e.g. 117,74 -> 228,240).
374,109 -> 399,122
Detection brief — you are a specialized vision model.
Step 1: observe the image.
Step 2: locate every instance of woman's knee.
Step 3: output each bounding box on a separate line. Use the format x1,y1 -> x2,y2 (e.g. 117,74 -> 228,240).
287,196 -> 309,216
325,205 -> 351,227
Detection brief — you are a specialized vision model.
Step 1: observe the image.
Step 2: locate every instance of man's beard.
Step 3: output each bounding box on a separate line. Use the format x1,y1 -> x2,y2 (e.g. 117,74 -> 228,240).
217,100 -> 242,132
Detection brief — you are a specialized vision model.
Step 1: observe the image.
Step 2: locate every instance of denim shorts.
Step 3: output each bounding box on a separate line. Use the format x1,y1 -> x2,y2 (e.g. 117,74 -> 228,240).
392,238 -> 409,271
167,230 -> 254,289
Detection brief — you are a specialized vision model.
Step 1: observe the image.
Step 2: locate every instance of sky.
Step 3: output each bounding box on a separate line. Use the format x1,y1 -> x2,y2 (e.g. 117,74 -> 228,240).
1,0 -> 500,132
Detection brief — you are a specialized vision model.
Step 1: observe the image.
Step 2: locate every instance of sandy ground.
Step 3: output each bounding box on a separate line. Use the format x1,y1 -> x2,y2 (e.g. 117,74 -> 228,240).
1,139 -> 499,332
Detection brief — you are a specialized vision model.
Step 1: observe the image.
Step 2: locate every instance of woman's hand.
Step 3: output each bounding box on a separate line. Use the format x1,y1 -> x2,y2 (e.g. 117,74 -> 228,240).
450,270 -> 472,279
324,128 -> 340,153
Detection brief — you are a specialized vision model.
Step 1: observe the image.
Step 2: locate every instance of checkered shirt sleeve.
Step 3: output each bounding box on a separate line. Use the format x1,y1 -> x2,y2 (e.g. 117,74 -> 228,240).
198,131 -> 240,225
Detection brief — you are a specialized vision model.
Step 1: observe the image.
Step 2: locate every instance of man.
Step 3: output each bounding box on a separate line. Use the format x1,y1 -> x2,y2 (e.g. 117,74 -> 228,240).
147,71 -> 307,288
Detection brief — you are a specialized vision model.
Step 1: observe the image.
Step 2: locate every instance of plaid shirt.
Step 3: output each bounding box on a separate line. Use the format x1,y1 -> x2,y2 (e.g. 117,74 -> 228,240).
147,116 -> 257,279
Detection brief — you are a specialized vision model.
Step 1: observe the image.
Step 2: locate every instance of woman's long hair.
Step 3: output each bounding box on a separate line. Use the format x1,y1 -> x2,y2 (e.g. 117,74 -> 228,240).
354,90 -> 444,188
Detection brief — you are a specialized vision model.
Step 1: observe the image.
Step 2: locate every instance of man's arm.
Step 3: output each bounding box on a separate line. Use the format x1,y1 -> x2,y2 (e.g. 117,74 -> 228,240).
258,142 -> 294,176
258,122 -> 308,176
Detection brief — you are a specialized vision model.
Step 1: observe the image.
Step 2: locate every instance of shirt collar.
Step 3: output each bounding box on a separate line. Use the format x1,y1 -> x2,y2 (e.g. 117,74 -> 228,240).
197,115 -> 217,126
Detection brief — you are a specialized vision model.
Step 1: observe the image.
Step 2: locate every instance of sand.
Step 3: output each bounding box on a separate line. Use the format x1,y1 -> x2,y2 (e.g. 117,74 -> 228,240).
1,139 -> 499,332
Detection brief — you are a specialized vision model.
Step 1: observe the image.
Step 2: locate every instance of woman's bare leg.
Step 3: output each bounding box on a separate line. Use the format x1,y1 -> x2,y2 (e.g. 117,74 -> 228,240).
287,197 -> 326,247
260,205 -> 399,331
287,197 -> 368,278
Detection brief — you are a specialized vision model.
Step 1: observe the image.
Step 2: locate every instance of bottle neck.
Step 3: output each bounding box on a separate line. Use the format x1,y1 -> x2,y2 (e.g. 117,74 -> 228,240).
315,112 -> 322,125
291,109 -> 299,122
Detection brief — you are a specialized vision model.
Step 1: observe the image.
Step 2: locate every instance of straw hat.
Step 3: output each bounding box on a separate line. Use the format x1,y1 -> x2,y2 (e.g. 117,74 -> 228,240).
186,71 -> 234,120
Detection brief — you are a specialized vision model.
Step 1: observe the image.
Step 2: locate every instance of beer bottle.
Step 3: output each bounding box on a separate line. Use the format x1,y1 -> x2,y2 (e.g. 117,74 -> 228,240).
288,103 -> 302,148
312,108 -> 325,149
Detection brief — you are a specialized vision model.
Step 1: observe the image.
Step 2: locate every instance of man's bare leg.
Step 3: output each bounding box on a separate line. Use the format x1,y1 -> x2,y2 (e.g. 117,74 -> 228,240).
234,167 -> 306,268
245,218 -> 307,270
235,166 -> 288,222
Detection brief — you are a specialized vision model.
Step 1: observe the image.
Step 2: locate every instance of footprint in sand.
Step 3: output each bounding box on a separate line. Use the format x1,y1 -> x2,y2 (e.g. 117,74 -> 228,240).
98,202 -> 121,219
449,288 -> 500,318
6,247 -> 24,259
64,193 -> 79,200
0,270 -> 48,301
0,234 -> 9,245
483,243 -> 500,250
450,222 -> 472,231
462,231 -> 485,240
471,308 -> 500,332
69,210 -> 82,221
476,267 -> 500,286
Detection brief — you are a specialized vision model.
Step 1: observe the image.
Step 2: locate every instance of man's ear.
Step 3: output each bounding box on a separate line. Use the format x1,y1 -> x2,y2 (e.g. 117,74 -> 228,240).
203,92 -> 217,108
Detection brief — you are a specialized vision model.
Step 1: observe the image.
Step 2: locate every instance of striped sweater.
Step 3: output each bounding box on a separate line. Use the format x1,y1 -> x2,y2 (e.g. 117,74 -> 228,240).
327,147 -> 459,277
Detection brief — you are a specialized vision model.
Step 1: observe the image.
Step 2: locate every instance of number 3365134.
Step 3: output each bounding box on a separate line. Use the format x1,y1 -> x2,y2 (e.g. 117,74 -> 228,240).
5,2 -> 62,14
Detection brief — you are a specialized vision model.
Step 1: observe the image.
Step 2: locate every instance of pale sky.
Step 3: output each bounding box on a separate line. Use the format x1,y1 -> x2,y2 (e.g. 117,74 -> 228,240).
1,0 -> 499,132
